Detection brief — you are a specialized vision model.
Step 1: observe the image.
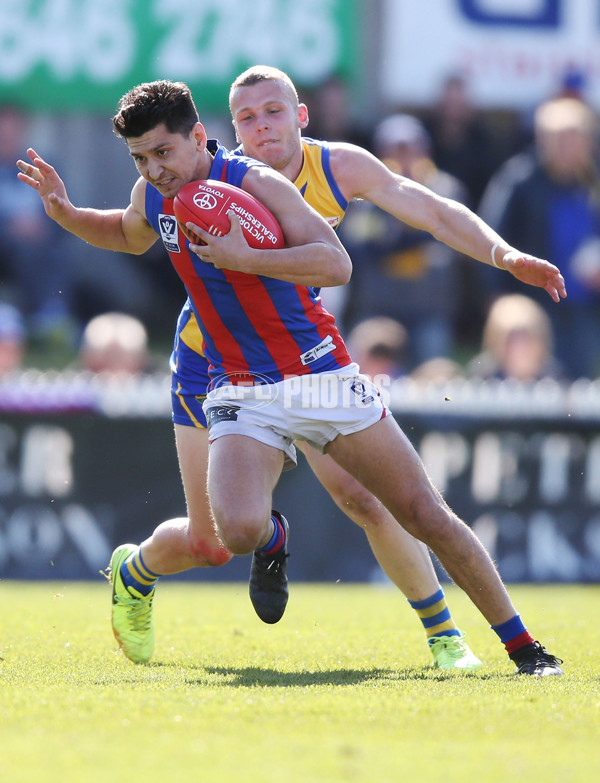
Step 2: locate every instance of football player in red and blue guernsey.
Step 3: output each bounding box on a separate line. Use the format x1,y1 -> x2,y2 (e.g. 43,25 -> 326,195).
167,82 -> 487,668
169,68 -> 564,676
17,77 -> 564,676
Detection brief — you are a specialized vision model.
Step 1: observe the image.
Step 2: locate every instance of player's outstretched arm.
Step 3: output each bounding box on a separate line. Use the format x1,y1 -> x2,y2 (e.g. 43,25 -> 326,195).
17,148 -> 157,254
331,143 -> 567,303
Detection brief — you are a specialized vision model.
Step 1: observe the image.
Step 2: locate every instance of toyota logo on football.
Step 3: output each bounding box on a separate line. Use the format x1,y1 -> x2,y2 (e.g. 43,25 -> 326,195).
193,192 -> 219,210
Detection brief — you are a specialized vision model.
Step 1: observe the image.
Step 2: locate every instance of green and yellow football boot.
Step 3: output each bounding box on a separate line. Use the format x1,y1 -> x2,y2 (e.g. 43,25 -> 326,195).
108,544 -> 155,664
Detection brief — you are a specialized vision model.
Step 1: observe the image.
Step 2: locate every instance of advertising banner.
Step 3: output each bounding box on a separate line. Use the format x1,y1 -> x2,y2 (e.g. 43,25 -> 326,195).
382,0 -> 600,109
0,0 -> 360,111
1,407 -> 598,583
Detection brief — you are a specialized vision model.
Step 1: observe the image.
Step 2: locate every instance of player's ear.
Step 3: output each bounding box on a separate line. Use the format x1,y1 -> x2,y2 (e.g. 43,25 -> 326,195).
232,118 -> 241,144
298,103 -> 309,130
298,103 -> 309,128
192,122 -> 207,150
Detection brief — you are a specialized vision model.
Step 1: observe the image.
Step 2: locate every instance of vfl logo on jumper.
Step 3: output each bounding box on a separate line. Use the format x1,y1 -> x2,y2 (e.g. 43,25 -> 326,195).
348,380 -> 375,406
205,404 -> 240,430
300,335 -> 336,365
158,214 -> 180,253
193,192 -> 219,210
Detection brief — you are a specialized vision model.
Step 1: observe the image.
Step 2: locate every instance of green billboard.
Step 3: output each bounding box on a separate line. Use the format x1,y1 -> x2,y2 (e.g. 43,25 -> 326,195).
0,0 -> 360,112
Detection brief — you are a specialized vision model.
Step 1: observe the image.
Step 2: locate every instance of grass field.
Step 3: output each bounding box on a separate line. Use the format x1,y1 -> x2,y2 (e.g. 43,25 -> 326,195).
1,581 -> 599,783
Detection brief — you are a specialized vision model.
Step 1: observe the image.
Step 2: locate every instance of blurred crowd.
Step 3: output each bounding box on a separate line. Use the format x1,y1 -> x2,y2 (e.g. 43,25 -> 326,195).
1,65 -> 599,389
317,66 -> 600,385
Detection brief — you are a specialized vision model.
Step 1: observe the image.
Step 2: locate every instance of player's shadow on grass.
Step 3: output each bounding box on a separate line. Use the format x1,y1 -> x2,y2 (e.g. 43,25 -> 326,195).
190,665 -> 500,686
199,665 -> 395,687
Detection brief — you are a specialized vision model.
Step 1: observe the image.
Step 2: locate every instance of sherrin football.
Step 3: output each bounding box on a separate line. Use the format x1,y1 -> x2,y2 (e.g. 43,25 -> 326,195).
173,179 -> 285,249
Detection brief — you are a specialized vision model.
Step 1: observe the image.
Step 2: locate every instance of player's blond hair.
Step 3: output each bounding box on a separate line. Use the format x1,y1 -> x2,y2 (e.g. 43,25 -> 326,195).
229,65 -> 299,110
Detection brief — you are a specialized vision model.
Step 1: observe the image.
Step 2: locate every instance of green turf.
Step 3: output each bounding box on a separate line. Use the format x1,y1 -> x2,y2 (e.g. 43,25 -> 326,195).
1,581 -> 598,782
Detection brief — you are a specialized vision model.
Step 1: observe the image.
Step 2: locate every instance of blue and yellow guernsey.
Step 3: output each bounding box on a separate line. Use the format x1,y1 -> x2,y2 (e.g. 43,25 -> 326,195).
292,137 -> 348,229
170,137 -> 349,427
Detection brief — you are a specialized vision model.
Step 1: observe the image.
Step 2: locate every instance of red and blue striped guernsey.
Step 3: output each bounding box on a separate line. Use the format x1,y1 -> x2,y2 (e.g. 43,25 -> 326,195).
145,139 -> 351,386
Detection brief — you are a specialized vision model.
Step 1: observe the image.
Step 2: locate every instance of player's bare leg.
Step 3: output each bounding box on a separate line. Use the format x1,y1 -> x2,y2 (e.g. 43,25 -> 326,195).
328,416 -> 563,676
326,416 -> 517,622
325,415 -> 563,674
300,442 -> 482,669
208,433 -> 289,623
208,433 -> 285,549
300,442 -> 439,599
140,425 -> 232,573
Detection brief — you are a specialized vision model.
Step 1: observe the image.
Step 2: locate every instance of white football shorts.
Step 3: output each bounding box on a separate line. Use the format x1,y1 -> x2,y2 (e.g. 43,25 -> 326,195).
203,363 -> 390,468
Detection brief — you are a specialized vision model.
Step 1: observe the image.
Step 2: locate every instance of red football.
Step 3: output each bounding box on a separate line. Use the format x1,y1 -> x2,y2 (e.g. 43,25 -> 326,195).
173,179 -> 285,249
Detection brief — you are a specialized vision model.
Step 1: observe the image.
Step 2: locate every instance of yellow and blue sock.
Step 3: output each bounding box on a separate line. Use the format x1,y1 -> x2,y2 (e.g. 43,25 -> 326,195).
491,614 -> 535,655
408,587 -> 462,642
120,547 -> 160,596
257,514 -> 286,554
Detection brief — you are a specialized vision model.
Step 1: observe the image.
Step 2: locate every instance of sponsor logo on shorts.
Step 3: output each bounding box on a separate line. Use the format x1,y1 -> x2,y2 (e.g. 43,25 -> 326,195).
348,380 -> 375,405
205,404 -> 241,429
158,214 -> 180,253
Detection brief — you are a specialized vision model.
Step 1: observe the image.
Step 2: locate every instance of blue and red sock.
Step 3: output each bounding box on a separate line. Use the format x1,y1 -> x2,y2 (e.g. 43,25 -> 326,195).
491,614 -> 535,655
257,514 -> 286,554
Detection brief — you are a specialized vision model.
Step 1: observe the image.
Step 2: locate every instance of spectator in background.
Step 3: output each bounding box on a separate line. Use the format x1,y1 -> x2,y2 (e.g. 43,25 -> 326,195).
411,356 -> 464,385
422,74 -> 519,349
0,302 -> 25,375
467,294 -> 566,382
423,73 -> 506,208
556,65 -> 588,103
339,113 -> 467,369
0,311 -> 156,414
68,235 -> 185,349
480,97 -> 600,378
299,74 -> 373,149
0,104 -> 74,348
512,65 -> 593,176
78,312 -> 151,376
0,105 -> 180,354
346,315 -> 408,384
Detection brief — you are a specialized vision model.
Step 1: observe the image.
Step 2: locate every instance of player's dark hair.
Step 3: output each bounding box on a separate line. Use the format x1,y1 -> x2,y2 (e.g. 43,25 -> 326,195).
112,80 -> 199,139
